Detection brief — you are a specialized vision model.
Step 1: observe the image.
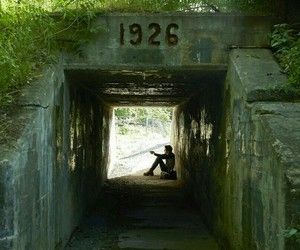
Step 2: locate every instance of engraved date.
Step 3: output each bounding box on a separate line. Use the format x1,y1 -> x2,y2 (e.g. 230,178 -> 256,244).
120,23 -> 179,46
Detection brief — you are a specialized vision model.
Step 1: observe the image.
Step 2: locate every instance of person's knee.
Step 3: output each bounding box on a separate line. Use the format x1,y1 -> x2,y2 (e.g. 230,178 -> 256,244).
156,156 -> 164,162
153,157 -> 160,164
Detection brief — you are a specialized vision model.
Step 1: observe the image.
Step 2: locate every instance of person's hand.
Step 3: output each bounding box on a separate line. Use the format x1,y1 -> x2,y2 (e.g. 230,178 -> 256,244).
150,151 -> 155,154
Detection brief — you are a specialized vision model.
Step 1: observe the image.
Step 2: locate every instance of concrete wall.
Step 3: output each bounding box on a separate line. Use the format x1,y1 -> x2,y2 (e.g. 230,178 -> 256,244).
0,64 -> 112,249
222,50 -> 300,250
65,14 -> 274,69
171,80 -> 223,225
173,49 -> 300,250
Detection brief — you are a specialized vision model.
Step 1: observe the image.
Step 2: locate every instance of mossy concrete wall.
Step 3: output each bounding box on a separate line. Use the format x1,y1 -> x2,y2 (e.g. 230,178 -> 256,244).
0,64 -> 112,249
222,49 -> 300,250
172,49 -> 300,250
66,13 -> 274,69
171,80 -> 223,223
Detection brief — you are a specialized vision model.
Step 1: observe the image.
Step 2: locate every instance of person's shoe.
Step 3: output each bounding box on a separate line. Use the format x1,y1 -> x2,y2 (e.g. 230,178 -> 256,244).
143,171 -> 154,176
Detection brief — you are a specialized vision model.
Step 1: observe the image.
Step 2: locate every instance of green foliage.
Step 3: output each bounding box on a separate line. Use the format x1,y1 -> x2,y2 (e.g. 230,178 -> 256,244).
271,24 -> 300,88
283,227 -> 300,245
99,0 -> 202,12
115,107 -> 172,125
0,0 -> 202,106
115,107 -> 172,135
0,6 -> 53,104
0,2 -> 102,106
209,0 -> 281,14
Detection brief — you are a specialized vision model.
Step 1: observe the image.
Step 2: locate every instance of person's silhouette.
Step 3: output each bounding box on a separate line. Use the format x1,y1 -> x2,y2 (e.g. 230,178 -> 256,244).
143,145 -> 175,176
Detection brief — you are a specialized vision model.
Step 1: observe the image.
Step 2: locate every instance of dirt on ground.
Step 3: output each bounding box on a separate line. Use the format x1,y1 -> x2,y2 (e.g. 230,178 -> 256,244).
66,171 -> 219,250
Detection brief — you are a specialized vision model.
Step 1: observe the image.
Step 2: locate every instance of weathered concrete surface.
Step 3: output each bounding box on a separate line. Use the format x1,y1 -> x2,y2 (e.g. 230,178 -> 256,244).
172,48 -> 300,250
66,173 -> 219,249
0,65 -> 112,249
251,102 -> 300,250
1,67 -> 65,250
225,49 -> 291,102
65,66 -> 226,106
222,49 -> 300,249
65,13 -> 274,69
171,75 -> 224,245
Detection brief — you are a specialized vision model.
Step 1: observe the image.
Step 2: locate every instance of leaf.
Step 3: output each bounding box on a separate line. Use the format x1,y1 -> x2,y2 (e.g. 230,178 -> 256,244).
283,228 -> 298,238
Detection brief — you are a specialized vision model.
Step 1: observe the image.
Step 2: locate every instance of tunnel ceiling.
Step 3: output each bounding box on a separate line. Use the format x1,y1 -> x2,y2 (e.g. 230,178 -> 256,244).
65,66 -> 226,106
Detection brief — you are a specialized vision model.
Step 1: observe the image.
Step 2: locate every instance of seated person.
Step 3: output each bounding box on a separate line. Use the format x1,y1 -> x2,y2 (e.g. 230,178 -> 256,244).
143,145 -> 175,176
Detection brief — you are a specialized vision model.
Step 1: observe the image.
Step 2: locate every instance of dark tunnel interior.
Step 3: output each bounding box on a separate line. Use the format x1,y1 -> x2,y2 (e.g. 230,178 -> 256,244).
61,66 -> 227,248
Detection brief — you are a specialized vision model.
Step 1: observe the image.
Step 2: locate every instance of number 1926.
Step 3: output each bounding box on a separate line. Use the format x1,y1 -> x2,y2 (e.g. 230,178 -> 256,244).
120,23 -> 179,46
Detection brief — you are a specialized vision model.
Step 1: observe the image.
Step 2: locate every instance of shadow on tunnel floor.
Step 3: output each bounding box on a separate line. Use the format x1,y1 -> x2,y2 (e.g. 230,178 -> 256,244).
65,171 -> 219,250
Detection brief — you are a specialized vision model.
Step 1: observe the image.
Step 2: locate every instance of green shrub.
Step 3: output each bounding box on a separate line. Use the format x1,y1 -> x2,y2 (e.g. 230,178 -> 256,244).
0,3 -> 99,106
271,24 -> 300,88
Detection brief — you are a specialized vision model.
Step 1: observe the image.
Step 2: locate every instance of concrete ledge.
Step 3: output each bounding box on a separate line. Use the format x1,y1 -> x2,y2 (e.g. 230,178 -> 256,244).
253,102 -> 300,195
222,49 -> 300,249
0,236 -> 14,250
228,49 -> 300,102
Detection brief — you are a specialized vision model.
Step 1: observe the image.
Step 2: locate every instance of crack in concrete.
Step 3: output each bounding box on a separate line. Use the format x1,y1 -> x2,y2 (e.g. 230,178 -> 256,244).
20,103 -> 49,109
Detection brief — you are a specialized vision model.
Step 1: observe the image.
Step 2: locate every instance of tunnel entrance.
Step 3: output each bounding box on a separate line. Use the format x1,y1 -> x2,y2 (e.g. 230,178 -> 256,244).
64,66 -> 226,249
65,65 -> 226,177
65,65 -> 226,180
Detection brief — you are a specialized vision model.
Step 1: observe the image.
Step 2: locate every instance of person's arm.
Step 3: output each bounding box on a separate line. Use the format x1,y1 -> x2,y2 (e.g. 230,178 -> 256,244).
150,151 -> 165,158
155,153 -> 168,159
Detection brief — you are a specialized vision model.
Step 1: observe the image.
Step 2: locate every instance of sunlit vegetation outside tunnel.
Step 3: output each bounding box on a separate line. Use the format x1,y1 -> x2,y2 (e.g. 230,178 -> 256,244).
109,107 -> 173,178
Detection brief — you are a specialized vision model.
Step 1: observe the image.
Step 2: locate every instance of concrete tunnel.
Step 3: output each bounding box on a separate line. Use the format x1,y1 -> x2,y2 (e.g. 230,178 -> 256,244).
63,65 -> 225,207
1,14 -> 299,250
60,66 -> 226,248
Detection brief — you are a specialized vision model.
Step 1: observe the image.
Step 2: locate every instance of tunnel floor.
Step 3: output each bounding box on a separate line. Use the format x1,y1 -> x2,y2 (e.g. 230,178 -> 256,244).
66,171 -> 219,250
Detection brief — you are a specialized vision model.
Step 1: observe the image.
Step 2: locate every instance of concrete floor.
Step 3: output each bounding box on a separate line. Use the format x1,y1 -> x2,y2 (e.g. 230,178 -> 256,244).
66,171 -> 219,250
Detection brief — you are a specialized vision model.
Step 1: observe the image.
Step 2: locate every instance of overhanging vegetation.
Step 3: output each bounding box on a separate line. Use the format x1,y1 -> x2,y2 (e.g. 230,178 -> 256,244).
0,0 -> 297,107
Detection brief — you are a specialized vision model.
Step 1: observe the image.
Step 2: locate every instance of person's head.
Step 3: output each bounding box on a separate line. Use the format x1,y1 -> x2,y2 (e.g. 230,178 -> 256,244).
164,145 -> 173,155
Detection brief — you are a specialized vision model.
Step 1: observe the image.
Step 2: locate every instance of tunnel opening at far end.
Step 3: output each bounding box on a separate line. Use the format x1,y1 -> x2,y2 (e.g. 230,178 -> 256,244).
108,106 -> 174,178
63,66 -> 227,249
64,66 -> 226,210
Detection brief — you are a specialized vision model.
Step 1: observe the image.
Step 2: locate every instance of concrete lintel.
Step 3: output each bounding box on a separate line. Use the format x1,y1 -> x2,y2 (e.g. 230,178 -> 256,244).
92,12 -> 277,18
63,63 -> 228,72
64,13 -> 275,67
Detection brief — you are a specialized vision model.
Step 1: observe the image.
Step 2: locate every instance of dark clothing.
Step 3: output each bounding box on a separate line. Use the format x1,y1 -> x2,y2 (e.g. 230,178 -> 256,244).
149,153 -> 175,173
